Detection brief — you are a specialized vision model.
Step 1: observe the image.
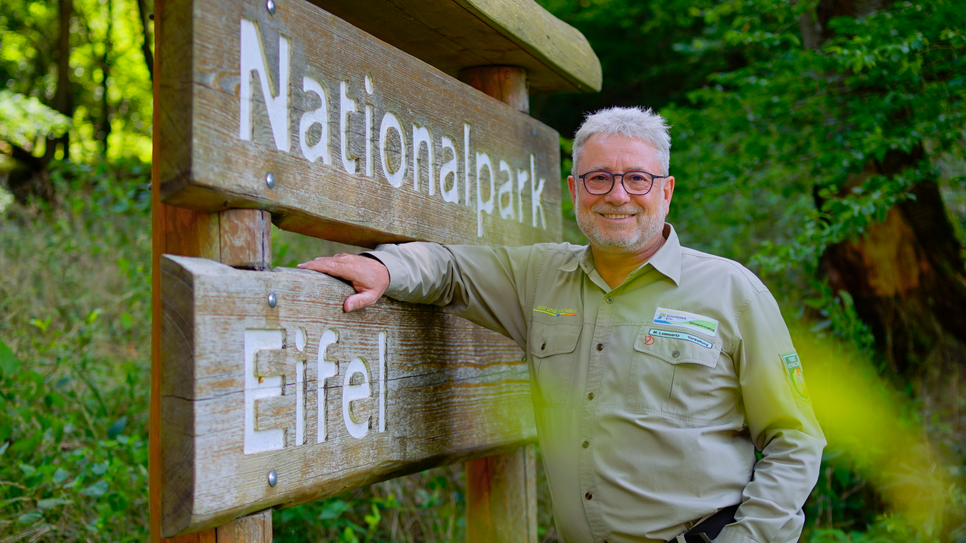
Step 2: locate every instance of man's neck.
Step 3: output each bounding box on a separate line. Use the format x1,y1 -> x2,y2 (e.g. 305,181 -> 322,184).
591,233 -> 667,290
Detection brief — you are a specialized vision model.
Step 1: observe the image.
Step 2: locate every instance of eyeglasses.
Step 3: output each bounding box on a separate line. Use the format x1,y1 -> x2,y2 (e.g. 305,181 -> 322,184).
577,170 -> 668,196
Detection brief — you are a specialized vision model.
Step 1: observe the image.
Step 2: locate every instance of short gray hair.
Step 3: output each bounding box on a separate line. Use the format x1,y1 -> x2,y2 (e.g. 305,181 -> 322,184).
571,106 -> 671,177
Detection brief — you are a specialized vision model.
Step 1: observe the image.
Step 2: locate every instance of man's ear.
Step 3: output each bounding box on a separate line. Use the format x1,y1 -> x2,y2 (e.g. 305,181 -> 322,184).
567,175 -> 577,204
661,176 -> 675,215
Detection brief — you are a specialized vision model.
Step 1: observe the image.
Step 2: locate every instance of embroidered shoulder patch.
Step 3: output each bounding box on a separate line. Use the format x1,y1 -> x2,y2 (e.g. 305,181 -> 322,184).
781,352 -> 810,402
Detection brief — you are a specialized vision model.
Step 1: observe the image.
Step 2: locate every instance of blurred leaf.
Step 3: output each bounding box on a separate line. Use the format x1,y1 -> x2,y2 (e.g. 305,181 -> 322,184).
80,480 -> 109,498
0,339 -> 19,377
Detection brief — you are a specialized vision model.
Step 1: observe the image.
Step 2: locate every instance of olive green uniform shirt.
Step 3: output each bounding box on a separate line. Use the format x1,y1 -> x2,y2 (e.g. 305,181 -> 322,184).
369,225 -> 825,543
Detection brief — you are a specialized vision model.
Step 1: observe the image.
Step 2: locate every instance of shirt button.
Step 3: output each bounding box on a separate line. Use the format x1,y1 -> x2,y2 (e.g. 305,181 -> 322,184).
585,492 -> 593,500
582,440 -> 590,448
672,350 -> 680,358
605,297 -> 614,304
587,392 -> 595,400
596,343 -> 603,351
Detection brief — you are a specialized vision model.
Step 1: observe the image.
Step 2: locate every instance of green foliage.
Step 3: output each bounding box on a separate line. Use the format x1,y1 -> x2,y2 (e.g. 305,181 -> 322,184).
0,0 -> 154,161
275,468 -> 466,542
663,0 -> 966,277
0,159 -> 151,540
0,90 -> 71,151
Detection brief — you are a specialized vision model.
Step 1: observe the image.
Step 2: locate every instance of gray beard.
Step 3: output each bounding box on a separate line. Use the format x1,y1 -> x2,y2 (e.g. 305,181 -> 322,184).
576,202 -> 667,254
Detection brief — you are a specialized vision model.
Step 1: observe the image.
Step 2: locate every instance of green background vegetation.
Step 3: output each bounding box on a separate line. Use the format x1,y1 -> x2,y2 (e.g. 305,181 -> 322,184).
2,0 -> 966,541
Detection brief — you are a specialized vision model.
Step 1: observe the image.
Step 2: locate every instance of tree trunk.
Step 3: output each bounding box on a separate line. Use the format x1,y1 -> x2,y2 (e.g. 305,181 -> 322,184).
136,0 -> 154,82
819,148 -> 966,375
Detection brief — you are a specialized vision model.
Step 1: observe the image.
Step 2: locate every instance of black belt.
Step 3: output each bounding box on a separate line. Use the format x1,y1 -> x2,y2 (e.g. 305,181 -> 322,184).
666,504 -> 740,543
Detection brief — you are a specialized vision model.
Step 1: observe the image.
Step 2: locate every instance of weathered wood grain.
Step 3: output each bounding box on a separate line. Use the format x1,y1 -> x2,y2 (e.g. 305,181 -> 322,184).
160,255 -> 536,537
314,0 -> 601,95
215,510 -> 272,543
466,444 -> 538,543
157,0 -> 562,248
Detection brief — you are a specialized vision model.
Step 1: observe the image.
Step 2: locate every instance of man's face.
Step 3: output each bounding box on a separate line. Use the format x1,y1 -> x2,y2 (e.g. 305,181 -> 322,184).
567,134 -> 675,255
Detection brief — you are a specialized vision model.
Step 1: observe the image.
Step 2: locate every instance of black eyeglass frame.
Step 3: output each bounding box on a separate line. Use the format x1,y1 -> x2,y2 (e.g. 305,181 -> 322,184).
577,170 -> 669,196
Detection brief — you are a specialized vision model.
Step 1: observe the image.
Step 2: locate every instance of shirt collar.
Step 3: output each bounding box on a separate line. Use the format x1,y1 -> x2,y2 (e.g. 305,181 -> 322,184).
557,223 -> 682,286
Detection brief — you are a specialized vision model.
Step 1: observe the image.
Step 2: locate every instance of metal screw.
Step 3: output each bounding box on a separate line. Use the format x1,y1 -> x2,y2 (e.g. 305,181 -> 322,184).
266,0 -> 275,14
268,470 -> 277,487
268,293 -> 277,308
265,172 -> 275,189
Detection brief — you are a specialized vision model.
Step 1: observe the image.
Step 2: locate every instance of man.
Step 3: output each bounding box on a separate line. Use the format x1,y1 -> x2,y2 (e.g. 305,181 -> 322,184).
299,107 -> 825,543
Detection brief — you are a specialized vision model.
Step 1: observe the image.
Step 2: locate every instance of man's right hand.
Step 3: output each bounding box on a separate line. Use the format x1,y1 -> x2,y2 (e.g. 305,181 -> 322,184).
297,253 -> 390,312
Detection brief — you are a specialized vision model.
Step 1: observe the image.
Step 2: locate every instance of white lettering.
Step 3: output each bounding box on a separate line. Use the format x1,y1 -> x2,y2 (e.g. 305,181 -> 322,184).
439,136 -> 459,203
295,326 -> 307,446
365,75 -> 374,177
463,123 -> 471,207
299,76 -> 329,164
243,329 -> 285,455
531,155 -> 546,229
380,112 -> 407,188
340,81 -> 358,174
497,160 -> 514,220
378,331 -> 386,433
343,358 -> 371,439
239,19 -> 290,152
412,124 -> 434,195
516,169 -> 528,223
317,329 -> 339,443
476,152 -> 494,237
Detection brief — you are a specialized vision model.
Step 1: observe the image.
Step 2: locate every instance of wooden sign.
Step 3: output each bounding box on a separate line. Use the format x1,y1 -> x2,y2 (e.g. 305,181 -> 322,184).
156,0 -> 563,248
160,255 -> 534,537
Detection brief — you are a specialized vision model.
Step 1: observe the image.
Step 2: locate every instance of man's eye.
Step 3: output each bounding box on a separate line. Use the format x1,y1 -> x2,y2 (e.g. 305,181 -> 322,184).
626,173 -> 648,182
589,174 -> 610,182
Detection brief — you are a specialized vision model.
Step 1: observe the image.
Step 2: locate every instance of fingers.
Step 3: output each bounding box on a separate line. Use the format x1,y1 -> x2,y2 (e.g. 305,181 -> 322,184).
297,253 -> 390,312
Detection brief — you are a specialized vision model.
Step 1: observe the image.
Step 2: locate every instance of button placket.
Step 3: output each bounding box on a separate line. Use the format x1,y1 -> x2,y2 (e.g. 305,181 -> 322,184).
578,300 -> 612,540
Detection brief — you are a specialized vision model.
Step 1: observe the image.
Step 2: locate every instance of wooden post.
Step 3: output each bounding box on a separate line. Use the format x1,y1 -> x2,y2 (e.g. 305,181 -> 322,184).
461,65 -> 539,543
149,1 -> 274,540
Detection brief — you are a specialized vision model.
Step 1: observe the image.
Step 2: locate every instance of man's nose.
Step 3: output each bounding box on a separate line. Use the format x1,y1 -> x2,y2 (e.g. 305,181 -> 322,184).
604,178 -> 632,204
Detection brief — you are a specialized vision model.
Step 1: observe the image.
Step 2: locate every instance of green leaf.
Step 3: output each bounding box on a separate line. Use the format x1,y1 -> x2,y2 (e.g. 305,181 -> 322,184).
53,468 -> 70,485
79,480 -> 109,498
107,416 -> 127,440
38,498 -> 71,509
90,462 -> 109,475
17,511 -> 43,524
19,463 -> 36,476
0,339 -> 19,377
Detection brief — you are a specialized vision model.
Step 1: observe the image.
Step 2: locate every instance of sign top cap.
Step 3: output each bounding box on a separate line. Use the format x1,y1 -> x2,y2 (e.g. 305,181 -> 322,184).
314,0 -> 602,94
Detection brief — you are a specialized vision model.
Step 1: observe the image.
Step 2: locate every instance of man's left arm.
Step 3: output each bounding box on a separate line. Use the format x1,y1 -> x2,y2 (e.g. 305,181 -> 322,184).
716,290 -> 826,543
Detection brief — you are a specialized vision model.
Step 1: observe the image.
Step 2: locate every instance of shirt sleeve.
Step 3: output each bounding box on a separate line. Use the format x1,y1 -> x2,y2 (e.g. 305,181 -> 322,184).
365,242 -> 539,351
716,290 -> 826,543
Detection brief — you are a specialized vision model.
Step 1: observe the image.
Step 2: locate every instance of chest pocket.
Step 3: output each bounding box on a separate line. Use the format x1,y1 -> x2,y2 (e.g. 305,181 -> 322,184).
629,323 -> 725,422
530,323 -> 581,406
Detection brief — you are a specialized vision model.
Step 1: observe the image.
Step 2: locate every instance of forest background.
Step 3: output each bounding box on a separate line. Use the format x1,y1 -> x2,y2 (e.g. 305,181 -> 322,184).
1,0 -> 965,541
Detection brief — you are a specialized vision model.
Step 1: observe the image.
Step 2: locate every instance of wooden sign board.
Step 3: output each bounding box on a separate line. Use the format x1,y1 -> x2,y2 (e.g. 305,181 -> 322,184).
156,0 -> 562,248
160,255 -> 534,537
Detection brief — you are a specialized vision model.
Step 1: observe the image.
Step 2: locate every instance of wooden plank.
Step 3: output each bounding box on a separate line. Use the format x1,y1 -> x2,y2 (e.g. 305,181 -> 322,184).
215,510 -> 272,543
459,67 -> 530,115
220,209 -> 272,270
159,255 -> 536,537
157,0 -> 562,248
466,444 -> 538,543
314,0 -> 602,95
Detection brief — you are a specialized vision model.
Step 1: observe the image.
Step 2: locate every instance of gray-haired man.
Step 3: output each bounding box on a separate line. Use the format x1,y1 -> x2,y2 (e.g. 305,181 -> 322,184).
300,107 -> 825,543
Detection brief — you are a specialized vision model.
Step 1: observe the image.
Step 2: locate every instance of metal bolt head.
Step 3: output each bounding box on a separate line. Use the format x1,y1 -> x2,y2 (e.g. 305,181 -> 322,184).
266,0 -> 275,14
268,470 -> 277,487
268,293 -> 277,308
265,172 -> 275,189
